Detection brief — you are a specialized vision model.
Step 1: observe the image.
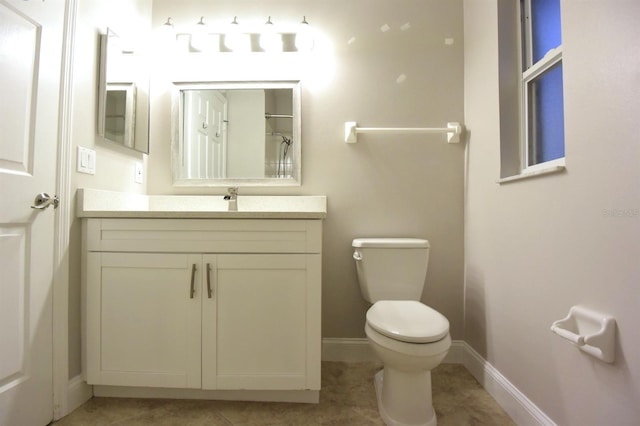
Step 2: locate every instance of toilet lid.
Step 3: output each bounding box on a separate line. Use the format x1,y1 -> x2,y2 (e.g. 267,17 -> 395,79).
366,301 -> 449,343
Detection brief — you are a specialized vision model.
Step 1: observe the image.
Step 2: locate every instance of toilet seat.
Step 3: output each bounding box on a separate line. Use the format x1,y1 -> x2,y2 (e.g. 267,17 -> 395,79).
366,300 -> 449,343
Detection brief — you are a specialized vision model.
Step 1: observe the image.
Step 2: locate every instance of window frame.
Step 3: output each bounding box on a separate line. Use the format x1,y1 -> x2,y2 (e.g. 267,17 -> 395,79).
519,0 -> 565,174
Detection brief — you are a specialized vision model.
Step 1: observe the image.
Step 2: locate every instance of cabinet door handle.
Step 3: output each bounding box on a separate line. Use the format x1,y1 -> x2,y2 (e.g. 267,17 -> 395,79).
206,263 -> 213,298
190,264 -> 197,299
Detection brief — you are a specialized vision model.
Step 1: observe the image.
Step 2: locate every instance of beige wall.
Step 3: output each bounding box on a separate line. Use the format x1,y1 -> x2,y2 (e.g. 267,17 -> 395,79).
62,0 -> 640,421
147,0 -> 465,339
67,0 -> 151,377
464,1 -> 640,424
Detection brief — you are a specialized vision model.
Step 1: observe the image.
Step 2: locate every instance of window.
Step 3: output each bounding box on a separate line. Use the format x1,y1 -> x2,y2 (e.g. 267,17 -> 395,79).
520,0 -> 564,170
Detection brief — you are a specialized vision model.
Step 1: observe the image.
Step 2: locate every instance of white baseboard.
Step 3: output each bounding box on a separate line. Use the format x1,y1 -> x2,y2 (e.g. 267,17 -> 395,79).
462,343 -> 556,426
322,338 -> 378,362
443,340 -> 466,364
321,338 -> 554,426
67,375 -> 92,414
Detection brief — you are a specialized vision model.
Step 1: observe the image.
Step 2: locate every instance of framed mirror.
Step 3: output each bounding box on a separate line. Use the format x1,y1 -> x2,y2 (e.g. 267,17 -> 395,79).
171,81 -> 301,186
97,28 -> 150,153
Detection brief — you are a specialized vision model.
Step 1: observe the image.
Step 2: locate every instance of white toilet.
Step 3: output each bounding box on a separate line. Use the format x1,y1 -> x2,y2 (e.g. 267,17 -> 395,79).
352,238 -> 451,426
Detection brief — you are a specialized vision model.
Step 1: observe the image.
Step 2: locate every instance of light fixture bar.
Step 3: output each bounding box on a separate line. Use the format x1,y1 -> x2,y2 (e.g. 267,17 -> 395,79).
163,15 -> 314,53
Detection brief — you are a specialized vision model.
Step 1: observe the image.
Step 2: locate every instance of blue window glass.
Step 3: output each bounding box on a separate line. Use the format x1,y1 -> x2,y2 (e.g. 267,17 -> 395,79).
528,63 -> 565,165
531,0 -> 562,63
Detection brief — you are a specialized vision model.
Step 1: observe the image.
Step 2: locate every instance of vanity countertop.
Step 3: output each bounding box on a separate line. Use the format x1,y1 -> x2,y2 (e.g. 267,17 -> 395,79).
77,188 -> 327,219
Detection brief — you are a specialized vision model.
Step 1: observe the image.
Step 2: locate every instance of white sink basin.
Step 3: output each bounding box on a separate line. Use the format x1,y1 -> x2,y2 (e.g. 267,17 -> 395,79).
77,188 -> 327,219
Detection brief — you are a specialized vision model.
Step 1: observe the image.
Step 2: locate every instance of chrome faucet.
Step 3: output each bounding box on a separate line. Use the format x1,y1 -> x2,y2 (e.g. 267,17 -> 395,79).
223,186 -> 238,211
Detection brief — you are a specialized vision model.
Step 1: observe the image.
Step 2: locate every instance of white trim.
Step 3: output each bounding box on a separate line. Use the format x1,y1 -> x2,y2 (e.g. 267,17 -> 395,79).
522,47 -> 563,82
93,386 -> 318,404
321,338 -> 378,362
67,375 -> 93,415
522,157 -> 565,174
462,343 -> 556,426
443,340 -> 467,364
522,0 -> 533,68
497,164 -> 566,184
52,0 -> 78,420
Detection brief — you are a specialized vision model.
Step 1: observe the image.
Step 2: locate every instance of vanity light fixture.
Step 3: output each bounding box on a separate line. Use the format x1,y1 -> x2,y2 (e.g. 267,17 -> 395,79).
295,16 -> 314,52
224,16 -> 249,52
162,17 -> 175,32
259,16 -> 282,52
162,16 -> 314,53
191,16 -> 210,52
158,17 -> 177,51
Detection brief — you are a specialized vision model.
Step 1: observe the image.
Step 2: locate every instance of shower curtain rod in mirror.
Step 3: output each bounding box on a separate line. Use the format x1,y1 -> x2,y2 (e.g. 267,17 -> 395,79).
265,113 -> 293,119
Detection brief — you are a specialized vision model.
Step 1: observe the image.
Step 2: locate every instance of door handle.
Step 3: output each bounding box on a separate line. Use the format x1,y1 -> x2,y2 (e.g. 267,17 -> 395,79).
190,264 -> 197,299
31,193 -> 59,210
206,263 -> 213,298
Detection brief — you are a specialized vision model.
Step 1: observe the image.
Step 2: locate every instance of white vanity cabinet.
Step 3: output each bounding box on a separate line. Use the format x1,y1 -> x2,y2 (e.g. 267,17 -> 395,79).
82,218 -> 322,401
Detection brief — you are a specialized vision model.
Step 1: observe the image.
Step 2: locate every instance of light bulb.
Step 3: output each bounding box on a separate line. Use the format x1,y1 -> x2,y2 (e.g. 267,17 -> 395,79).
160,17 -> 175,42
259,16 -> 282,52
191,16 -> 209,52
155,18 -> 176,55
295,16 -> 314,52
224,16 -> 248,52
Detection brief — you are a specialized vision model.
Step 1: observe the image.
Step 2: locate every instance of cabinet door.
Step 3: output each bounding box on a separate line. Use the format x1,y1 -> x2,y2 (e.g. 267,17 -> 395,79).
86,252 -> 202,388
202,254 -> 320,390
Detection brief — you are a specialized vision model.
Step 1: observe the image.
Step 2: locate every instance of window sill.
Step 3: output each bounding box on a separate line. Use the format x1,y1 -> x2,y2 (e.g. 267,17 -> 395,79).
497,164 -> 566,184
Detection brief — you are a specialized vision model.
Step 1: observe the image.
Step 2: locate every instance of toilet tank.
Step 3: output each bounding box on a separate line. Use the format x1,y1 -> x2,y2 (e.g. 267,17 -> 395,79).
352,238 -> 430,303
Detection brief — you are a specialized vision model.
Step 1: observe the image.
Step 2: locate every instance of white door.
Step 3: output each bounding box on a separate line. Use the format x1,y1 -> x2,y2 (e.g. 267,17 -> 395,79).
183,90 -> 207,179
184,90 -> 227,179
209,91 -> 227,178
0,0 -> 65,425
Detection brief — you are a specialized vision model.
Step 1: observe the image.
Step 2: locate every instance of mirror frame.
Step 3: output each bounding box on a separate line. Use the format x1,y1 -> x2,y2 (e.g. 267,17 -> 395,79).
171,80 -> 302,187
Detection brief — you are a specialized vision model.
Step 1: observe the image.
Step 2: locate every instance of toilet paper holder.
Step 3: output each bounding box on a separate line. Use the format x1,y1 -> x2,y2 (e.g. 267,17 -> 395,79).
551,305 -> 616,363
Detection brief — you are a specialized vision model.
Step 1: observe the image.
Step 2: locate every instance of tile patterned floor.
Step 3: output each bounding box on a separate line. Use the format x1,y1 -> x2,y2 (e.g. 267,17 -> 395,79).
52,363 -> 514,425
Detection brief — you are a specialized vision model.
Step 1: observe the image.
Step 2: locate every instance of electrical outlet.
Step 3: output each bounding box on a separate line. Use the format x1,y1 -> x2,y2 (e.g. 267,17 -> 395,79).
77,146 -> 96,175
135,161 -> 143,184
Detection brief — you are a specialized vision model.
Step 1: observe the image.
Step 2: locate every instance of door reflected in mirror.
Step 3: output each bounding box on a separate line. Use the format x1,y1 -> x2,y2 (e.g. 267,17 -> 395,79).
172,81 -> 301,187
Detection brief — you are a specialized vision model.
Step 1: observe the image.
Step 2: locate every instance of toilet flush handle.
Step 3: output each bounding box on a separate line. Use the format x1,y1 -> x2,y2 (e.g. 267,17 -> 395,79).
353,251 -> 363,261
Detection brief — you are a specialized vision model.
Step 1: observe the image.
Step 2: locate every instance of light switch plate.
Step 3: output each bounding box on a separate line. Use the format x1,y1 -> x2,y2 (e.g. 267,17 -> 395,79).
77,146 -> 96,175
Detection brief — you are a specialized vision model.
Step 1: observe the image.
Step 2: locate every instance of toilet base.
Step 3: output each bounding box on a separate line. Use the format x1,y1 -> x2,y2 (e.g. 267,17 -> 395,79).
373,369 -> 437,426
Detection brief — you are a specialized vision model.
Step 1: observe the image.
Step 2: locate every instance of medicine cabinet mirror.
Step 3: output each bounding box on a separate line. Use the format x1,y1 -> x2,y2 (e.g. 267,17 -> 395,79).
171,81 -> 301,187
97,28 -> 150,154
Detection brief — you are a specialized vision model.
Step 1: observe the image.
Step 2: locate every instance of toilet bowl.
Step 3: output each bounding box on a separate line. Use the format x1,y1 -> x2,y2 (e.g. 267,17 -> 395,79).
365,300 -> 450,426
352,238 -> 451,426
